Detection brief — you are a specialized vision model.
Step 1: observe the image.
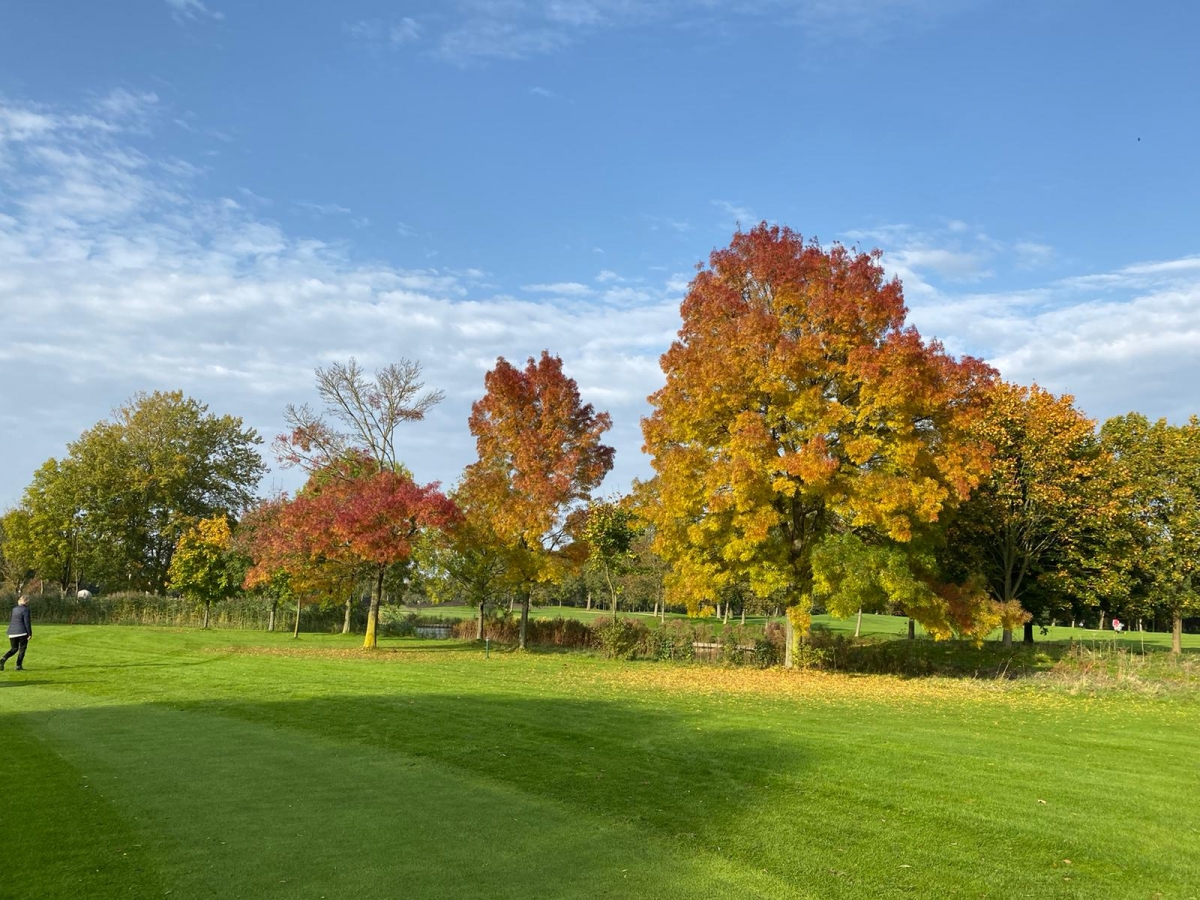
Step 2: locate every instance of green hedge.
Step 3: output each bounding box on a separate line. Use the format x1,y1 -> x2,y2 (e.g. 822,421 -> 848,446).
1,591 -> 463,636
454,614 -> 783,667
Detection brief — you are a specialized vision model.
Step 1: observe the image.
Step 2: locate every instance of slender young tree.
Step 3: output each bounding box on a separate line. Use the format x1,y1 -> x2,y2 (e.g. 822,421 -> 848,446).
462,352 -> 614,650
274,358 -> 449,648
425,496 -> 507,640
168,517 -> 237,629
274,357 -> 443,474
285,457 -> 458,648
581,499 -> 639,622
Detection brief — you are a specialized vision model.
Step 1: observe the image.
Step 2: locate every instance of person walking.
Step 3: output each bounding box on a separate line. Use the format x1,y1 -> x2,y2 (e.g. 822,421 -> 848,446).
2,595 -> 32,671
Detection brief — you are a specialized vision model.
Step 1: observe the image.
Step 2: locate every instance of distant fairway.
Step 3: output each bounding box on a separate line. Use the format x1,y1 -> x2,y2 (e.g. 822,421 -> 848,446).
2,626 -> 1198,899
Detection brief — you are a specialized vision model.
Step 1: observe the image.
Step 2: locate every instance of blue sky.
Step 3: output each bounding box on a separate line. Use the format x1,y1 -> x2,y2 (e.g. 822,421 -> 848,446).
2,0 -> 1198,504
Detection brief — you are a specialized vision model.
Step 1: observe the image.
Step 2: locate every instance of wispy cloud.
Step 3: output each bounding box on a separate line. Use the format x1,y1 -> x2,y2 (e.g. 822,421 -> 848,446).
712,200 -> 757,228
344,17 -> 423,47
844,221 -> 1054,293
430,0 -> 980,64
165,0 -> 224,23
3,90 -> 1198,512
0,94 -> 681,505
296,201 -> 353,217
522,281 -> 596,296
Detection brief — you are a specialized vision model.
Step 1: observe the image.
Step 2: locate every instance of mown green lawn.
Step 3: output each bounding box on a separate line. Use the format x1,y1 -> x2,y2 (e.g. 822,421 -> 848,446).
2,626 -> 1197,899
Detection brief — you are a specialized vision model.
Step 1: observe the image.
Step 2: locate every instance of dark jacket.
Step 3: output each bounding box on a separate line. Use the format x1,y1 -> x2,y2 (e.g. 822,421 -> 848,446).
7,604 -> 31,638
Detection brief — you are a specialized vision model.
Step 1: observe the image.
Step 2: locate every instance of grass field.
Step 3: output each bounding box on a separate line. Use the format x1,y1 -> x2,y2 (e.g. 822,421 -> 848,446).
2,626 -> 1198,899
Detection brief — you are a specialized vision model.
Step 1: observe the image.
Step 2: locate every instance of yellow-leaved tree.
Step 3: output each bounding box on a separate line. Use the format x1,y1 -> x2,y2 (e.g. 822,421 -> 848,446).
640,224 -> 994,663
944,382 -> 1121,645
168,516 -> 237,629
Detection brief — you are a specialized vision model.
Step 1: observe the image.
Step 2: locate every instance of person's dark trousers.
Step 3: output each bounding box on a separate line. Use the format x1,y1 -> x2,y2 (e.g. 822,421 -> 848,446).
1,636 -> 27,668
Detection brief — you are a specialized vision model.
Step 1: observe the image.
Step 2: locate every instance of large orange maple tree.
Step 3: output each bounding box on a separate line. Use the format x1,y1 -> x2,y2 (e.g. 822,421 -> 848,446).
462,351 -> 614,649
640,224 -> 994,654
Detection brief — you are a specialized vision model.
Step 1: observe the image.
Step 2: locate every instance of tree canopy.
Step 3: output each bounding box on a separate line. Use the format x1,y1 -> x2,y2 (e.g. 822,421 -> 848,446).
640,225 -> 994,651
462,351 -> 614,649
9,391 -> 264,594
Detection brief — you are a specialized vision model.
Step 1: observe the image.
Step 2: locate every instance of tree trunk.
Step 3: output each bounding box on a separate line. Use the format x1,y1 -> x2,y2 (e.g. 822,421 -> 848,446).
342,595 -> 353,635
203,600 -> 210,630
1099,613 -> 1106,630
509,597 -> 515,613
477,601 -> 485,641
653,600 -> 659,618
293,594 -> 301,638
267,600 -> 276,633
1172,612 -> 1183,655
784,613 -> 795,669
1001,628 -> 1012,647
1023,621 -> 1035,644
363,568 -> 383,649
586,592 -> 592,611
907,618 -> 915,641
740,605 -> 746,626
519,593 -> 531,650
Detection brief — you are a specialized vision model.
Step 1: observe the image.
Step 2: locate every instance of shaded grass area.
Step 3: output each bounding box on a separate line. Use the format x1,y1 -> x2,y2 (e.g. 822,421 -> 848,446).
2,626 -> 1199,899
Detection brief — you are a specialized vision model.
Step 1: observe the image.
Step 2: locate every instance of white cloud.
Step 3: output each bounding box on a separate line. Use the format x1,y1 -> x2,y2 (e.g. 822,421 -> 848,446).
165,0 -> 224,23
904,257 -> 1200,425
0,95 -> 680,506
522,281 -> 596,296
296,201 -> 353,217
712,199 -> 757,228
4,92 -> 1199,513
345,17 -> 423,47
431,0 -> 978,64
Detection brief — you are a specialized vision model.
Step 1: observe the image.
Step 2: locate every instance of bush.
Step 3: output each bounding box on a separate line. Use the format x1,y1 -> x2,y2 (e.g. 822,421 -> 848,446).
4,590 -> 453,635
453,615 -> 597,649
640,620 -> 696,661
594,618 -> 647,660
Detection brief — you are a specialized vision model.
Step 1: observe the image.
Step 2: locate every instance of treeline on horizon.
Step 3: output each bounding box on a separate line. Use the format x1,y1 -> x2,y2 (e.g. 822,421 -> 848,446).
2,225 -> 1197,660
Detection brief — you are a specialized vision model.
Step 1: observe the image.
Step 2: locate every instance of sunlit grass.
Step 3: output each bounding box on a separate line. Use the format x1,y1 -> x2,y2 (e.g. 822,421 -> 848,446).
2,626 -> 1197,899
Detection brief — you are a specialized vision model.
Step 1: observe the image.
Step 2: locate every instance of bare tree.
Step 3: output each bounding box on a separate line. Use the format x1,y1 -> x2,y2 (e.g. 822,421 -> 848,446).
274,358 -> 445,474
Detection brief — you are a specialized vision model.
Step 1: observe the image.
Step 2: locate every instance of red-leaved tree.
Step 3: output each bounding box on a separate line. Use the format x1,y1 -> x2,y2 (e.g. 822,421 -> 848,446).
461,351 -> 614,649
293,457 -> 458,648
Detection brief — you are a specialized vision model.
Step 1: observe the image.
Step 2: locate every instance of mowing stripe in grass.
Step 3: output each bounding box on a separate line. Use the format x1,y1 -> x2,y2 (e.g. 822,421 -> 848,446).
9,689 -> 799,899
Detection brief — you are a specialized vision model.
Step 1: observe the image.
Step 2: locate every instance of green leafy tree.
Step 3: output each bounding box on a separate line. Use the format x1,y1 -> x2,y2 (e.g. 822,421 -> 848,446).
944,382 -> 1117,645
582,500 -> 639,621
1102,414 -> 1200,653
168,517 -> 238,629
425,497 -> 508,640
0,507 -> 38,593
6,458 -> 94,594
15,392 -> 265,594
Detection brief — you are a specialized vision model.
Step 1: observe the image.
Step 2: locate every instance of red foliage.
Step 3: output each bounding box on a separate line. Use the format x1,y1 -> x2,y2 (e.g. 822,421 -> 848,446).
464,351 -> 614,546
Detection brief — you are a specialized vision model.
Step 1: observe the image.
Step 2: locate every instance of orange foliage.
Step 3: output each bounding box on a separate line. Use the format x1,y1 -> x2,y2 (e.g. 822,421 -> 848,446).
641,224 -> 995,621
